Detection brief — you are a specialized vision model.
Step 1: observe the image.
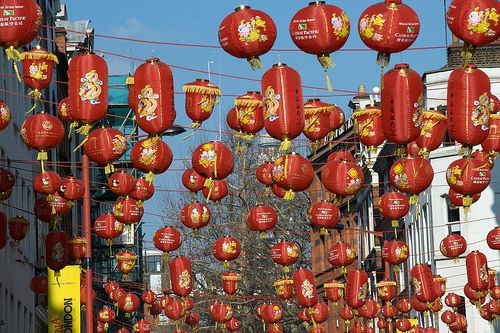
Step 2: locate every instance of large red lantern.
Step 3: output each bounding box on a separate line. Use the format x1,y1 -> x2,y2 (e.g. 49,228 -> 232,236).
133,320 -> 152,333
358,0 -> 420,66
153,226 -> 181,261
202,179 -> 228,202
108,171 -> 136,198
411,264 -> 437,304
482,114 -> 500,155
68,53 -> 108,135
170,256 -> 193,297
133,58 -> 175,135
218,6 -> 277,69
293,268 -> 318,308
192,141 -> 234,184
446,157 -> 491,207
261,303 -> 284,324
0,100 -> 11,131
84,127 -> 127,174
45,230 -> 68,276
324,279 -> 344,304
256,162 -> 274,187
247,205 -> 277,237
416,110 -> 447,156
0,212 -> 6,249
271,241 -> 300,273
376,279 -> 397,304
183,79 -> 221,128
447,64 -> 491,152
115,250 -> 137,277
113,196 -> 144,225
487,227 -> 500,250
262,64 -> 304,151
181,168 -> 206,194
68,236 -> 86,264
353,106 -> 385,151
131,136 -> 173,183
382,240 -> 409,271
378,191 -> 410,228
59,176 -> 85,201
309,200 -> 340,235
97,307 -> 115,331
390,156 -> 434,203
440,233 -> 467,261
34,171 -> 61,195
179,201 -> 211,232
303,99 -> 335,146
233,91 -> 264,139
118,293 -> 140,317
274,277 -> 294,301
466,250 -> 489,291
94,213 -> 124,246
129,177 -> 155,202
381,63 -> 423,149
222,271 -> 241,295
290,2 -> 350,88
213,236 -> 241,268
272,153 -> 314,200
328,242 -> 356,273
345,269 -> 369,309
321,159 -> 364,197
20,48 -> 58,105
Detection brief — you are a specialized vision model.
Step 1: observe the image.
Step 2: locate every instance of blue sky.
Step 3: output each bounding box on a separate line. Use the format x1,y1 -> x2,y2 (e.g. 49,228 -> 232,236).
66,0 -> 451,233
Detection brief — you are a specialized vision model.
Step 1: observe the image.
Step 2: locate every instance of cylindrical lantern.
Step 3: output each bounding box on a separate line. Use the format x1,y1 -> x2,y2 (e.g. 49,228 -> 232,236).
68,236 -> 86,264
411,264 -> 437,304
352,106 -> 385,151
416,110 -> 447,156
345,269 -> 369,309
293,268 -> 318,308
131,136 -> 173,183
20,48 -> 58,104
221,271 -> 241,295
45,230 -> 68,276
170,256 -> 193,297
466,251 -> 489,291
272,153 -> 314,200
184,79 -> 221,128
324,280 -> 344,304
274,277 -> 294,301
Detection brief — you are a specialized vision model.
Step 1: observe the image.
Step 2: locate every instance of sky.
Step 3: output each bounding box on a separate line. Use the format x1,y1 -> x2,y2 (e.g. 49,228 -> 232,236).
66,0 -> 451,235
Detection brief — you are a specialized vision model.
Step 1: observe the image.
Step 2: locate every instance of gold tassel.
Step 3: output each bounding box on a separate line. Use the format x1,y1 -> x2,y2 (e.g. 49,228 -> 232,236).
418,148 -> 430,158
204,178 -> 214,188
410,195 -> 419,205
190,122 -> 201,128
392,219 -> 399,228
259,232 -> 267,239
162,252 -> 170,265
461,43 -> 476,68
247,56 -> 262,70
146,171 -> 155,184
284,266 -> 290,274
37,151 -> 48,161
27,90 -> 42,114
5,47 -> 22,82
106,239 -> 113,256
40,160 -> 45,173
72,136 -> 89,152
280,139 -> 292,151
126,120 -> 137,141
224,260 -> 229,270
75,124 -> 92,136
68,122 -> 78,138
105,164 -> 115,175
320,228 -> 329,236
182,131 -> 196,140
284,190 -> 295,201
325,70 -> 332,92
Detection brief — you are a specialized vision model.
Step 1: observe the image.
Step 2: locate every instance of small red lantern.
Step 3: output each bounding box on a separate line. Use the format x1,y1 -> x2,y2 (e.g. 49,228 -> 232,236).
213,236 -> 241,268
358,0 -> 420,66
153,226 -> 181,261
30,274 -> 48,294
131,136 -> 172,183
271,184 -> 287,199
487,227 -> 500,250
0,168 -> 15,195
378,191 -> 410,227
133,58 -> 175,136
113,196 -> 144,225
271,241 -> 300,273
449,314 -> 468,333
309,200 -> 340,235
445,292 -> 462,309
464,283 -> 486,307
59,176 -> 84,201
202,179 -> 228,202
210,301 -> 233,324
45,230 -> 68,276
94,213 -> 124,247
396,318 -> 412,332
8,216 -> 29,244
34,171 -> 61,195
182,168 -> 206,193
20,48 -> 58,103
185,312 -> 200,327
109,288 -> 126,307
345,269 -> 369,309
129,177 -> 155,202
68,236 -> 86,264
222,271 -> 241,295
182,297 -> 194,312
170,256 -> 193,297
411,264 -> 438,304
274,277 -> 294,301
482,114 -> 500,155
376,279 -> 397,304
84,127 -> 127,174
104,281 -> 120,295
262,303 -> 285,324
440,233 -> 467,261
340,306 -> 354,327
183,79 -> 221,128
396,298 -> 412,314
192,141 -> 234,184
115,250 -> 137,277
179,201 -> 211,232
267,324 -> 283,333
118,293 -> 140,317
247,205 -> 278,237
358,299 -> 380,319
225,317 -> 240,332
303,99 -> 335,146
141,290 -> 156,308
353,106 -> 385,151
256,162 -> 274,187
218,6 -> 277,69
382,240 -> 409,271
262,64 -> 304,151
416,110 -> 447,156
328,242 -> 357,273
324,279 -> 344,304
381,303 -> 397,321
57,97 -> 72,122
272,153 -> 314,200
0,101 -> 10,131
466,250 -> 490,291
310,302 -> 331,323
441,310 -> 457,325
133,319 -> 152,333
293,268 -> 318,308
233,91 -> 265,138
321,159 -> 364,198
389,156 -> 434,203
108,171 -> 136,198
97,307 -> 115,331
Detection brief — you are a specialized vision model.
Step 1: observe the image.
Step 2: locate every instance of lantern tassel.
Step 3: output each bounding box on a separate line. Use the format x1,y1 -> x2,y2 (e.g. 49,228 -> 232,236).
284,190 -> 295,201
324,70 -> 333,92
320,228 -> 329,236
182,131 -> 196,140
204,178 -> 214,189
262,320 -> 266,332
27,90 -> 42,114
391,219 -> 399,228
68,122 -> 78,138
410,195 -> 419,205
224,260 -> 230,270
280,139 -> 292,151
75,124 -> 93,136
145,171 -> 155,184
106,239 -> 113,256
104,164 -> 115,175
247,56 -> 262,70
259,231 -> 267,239
72,136 -> 89,152
162,252 -> 170,265
453,257 -> 460,264
284,266 -> 290,274
5,47 -> 22,82
126,119 -> 137,141
461,43 -> 476,68
190,121 -> 201,128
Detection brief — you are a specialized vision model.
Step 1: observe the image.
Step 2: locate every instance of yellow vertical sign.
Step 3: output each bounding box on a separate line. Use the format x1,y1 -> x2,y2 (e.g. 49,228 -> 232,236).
48,265 -> 81,333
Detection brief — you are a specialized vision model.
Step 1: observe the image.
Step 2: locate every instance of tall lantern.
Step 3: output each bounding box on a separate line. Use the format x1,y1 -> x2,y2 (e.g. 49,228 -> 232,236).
183,79 -> 221,128
218,6 -> 277,69
303,99 -> 335,148
482,114 -> 500,156
389,156 -> 434,204
233,91 -> 264,139
133,58 -> 175,135
293,268 -> 319,308
262,63 -> 304,151
170,256 -> 193,297
345,269 -> 369,309
45,230 -> 68,277
416,110 -> 447,157
131,136 -> 173,183
153,226 -> 181,262
352,106 -> 385,152
84,127 -> 127,174
411,264 -> 438,304
68,53 -> 108,136
466,251 -> 489,292
68,236 -> 86,264
447,64 -> 491,154
289,2 -> 350,89
271,153 -> 314,200
358,0 -> 420,67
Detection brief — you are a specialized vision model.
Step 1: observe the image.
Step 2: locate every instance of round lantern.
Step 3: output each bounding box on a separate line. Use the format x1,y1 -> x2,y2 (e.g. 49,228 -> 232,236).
134,319 -> 152,333
274,277 -> 294,301
482,114 -> 500,155
389,156 -> 434,204
183,79 -> 221,128
112,196 -> 144,225
416,110 -> 447,156
340,306 -> 354,327
382,240 -> 409,271
233,91 -> 264,139
133,58 -> 175,135
202,179 -> 228,202
487,227 -> 500,250
225,317 -> 240,332
45,230 -> 68,276
0,212 -> 6,249
57,97 -> 72,122
108,171 -> 136,198
303,99 -> 335,146
21,112 -> 64,168
68,236 -> 86,264
396,318 -> 412,332
324,280 -> 344,305
182,168 -> 206,194
256,162 -> 274,187
447,64 -> 491,152
0,100 -> 11,131
441,310 -> 457,325
185,312 -> 200,327
94,213 -> 124,247
439,233 -> 467,261
448,188 -> 481,208
271,184 -> 287,199
345,269 -> 369,309
59,176 -> 84,201
379,191 -> 410,228
222,271 -> 241,295
141,290 -> 156,308
115,250 -> 137,277
34,171 -> 61,195
445,292 -> 462,309
97,307 -> 115,331
352,106 -> 385,151
358,0 -> 420,66
179,201 -> 211,232
328,151 -> 354,163
192,141 -> 234,185
358,299 -> 380,319
129,177 -> 155,202
321,159 -> 364,198
153,226 -> 181,261
376,279 -> 397,304
329,105 -> 346,135
262,63 -> 304,151
0,168 -> 15,200
268,324 -> 283,333
218,6 -> 277,69
396,298 -> 412,314
272,153 -> 314,200
109,288 -> 126,307
309,200 -> 340,235
466,250 -> 489,292
30,274 -> 48,294
411,264 -> 438,304
131,136 -> 173,183
310,302 -> 330,323
271,241 -> 300,273
68,53 -> 108,135
117,293 -> 140,317
293,268 -> 319,308
290,2 -> 350,89
84,127 -> 127,174
20,48 -> 58,105
247,205 -> 278,237
8,216 -> 29,244
328,242 -> 356,273
181,297 -> 194,312
381,303 -> 397,321
446,157 -> 491,207
210,301 -> 233,324
170,256 -> 193,297
213,236 -> 241,268
378,318 -> 388,330
464,283 -> 486,306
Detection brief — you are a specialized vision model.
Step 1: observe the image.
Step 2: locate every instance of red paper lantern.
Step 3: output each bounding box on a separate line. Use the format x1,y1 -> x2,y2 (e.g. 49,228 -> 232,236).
0,168 -> 15,194
262,304 -> 285,324
324,279 -> 344,304
382,240 -> 409,268
159,295 -> 173,309
153,226 -> 181,260
271,184 -> 287,199
68,236 -> 86,263
353,106 -> 385,151
97,307 -> 115,331
271,241 -> 300,272
192,141 -> 234,182
218,6 -> 277,69
104,281 -> 120,295
170,256 -> 193,297
416,110 -> 447,156
340,306 -> 354,326
20,48 -> 58,99
57,97 -> 72,122
129,177 -> 155,202
0,212 -> 6,249
310,302 -> 331,323
222,271 -> 241,295
376,279 -> 397,304
328,242 -> 357,273
441,310 -> 457,325
0,101 -> 11,131
358,0 -> 420,66
94,213 -> 124,246
445,292 -> 462,309
488,268 -> 497,289
466,250 -> 490,291
45,192 -> 73,217
141,290 -> 156,307
309,200 -> 339,235
390,156 -> 434,202
345,269 -> 369,309
487,227 -> 500,250
267,324 -> 283,333
381,303 -> 397,321
109,288 -> 126,306
115,250 -> 137,277
84,127 -> 127,174
181,168 -> 205,193
247,205 -> 277,236
202,179 -> 228,202
181,297 -> 195,312
262,64 -> 304,151
358,299 -> 380,319
0,0 -> 42,54
131,136 -> 172,183
293,268 -> 318,308
118,293 -> 140,317
274,277 -> 294,301
447,64 -> 491,150
233,91 -> 264,138
378,318 -> 388,330
439,233 -> 467,261
210,301 -> 233,324
33,171 -> 61,195
481,114 -> 500,155
464,283 -> 486,306
21,112 -> 64,163
112,196 -> 144,225
132,58 -> 176,135
321,159 -> 364,197
272,153 -> 314,200
396,298 -> 412,314
59,176 -> 84,201
446,157 -> 491,207
213,236 -> 241,268
303,99 -> 335,145
378,191 -> 410,228
30,274 -> 48,294
185,312 -> 200,327
184,79 -> 221,128
225,317 -> 240,332
256,162 -> 274,187
179,201 -> 211,231
411,264 -> 437,303
448,188 -> 480,207
298,307 -> 312,323
108,171 -> 136,198
133,319 -> 152,333
396,318 -> 412,332
8,216 -> 29,243
227,106 -> 241,133
432,275 -> 447,299
45,230 -> 68,275
68,53 -> 108,134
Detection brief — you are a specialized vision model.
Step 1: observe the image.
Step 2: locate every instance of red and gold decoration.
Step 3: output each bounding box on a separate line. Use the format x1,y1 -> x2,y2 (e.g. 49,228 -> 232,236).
45,230 -> 68,276
84,127 -> 127,174
179,201 -> 211,232
411,264 -> 438,304
466,250 -> 490,292
129,177 -> 155,203
192,141 -> 234,188
112,196 -> 144,225
324,279 -> 344,305
0,100 -> 11,131
321,157 -> 364,199
213,236 -> 241,269
389,156 -> 434,204
222,271 -> 241,295
202,179 -> 228,202
309,200 -> 340,235
115,250 -> 137,277
271,241 -> 300,273
33,170 -> 61,196
487,227 -> 500,250
274,277 -> 294,301
271,153 -> 313,200
303,99 -> 335,148
131,136 -> 173,183
353,106 -> 385,152
247,204 -> 278,237
416,110 -> 447,157
232,91 -> 264,140
184,79 -> 221,128
379,191 -> 410,227
94,213 -> 124,248
108,171 -> 136,198
97,307 -> 115,332
482,114 -> 500,155
8,216 -> 29,244
68,236 -> 86,264
170,256 -> 193,297
440,233 -> 467,262
59,176 -> 84,201
382,240 -> 409,272
293,268 -> 318,308
345,268 -> 369,309
118,292 -> 140,317
182,168 -> 206,194
328,242 -> 356,273
153,226 -> 181,261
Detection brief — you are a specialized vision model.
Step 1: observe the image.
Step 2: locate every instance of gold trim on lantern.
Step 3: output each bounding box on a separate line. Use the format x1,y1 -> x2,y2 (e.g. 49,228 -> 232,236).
422,110 -> 446,121
183,84 -> 222,96
490,114 -> 500,120
20,51 -> 59,64
235,96 -> 263,108
376,280 -> 397,288
115,253 -> 137,261
68,238 -> 87,245
273,279 -> 294,287
222,274 -> 241,281
324,282 -> 345,288
352,108 -> 381,118
433,276 -> 447,283
303,104 -> 334,115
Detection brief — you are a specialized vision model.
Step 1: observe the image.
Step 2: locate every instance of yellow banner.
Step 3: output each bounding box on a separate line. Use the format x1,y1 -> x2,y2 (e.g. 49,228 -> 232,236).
48,265 -> 81,333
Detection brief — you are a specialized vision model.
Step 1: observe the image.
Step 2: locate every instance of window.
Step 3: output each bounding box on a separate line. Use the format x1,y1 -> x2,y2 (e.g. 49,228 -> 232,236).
146,255 -> 161,274
446,197 -> 461,234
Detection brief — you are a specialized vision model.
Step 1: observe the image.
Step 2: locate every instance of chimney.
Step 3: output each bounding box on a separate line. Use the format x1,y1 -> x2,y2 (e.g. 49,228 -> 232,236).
358,84 -> 366,94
